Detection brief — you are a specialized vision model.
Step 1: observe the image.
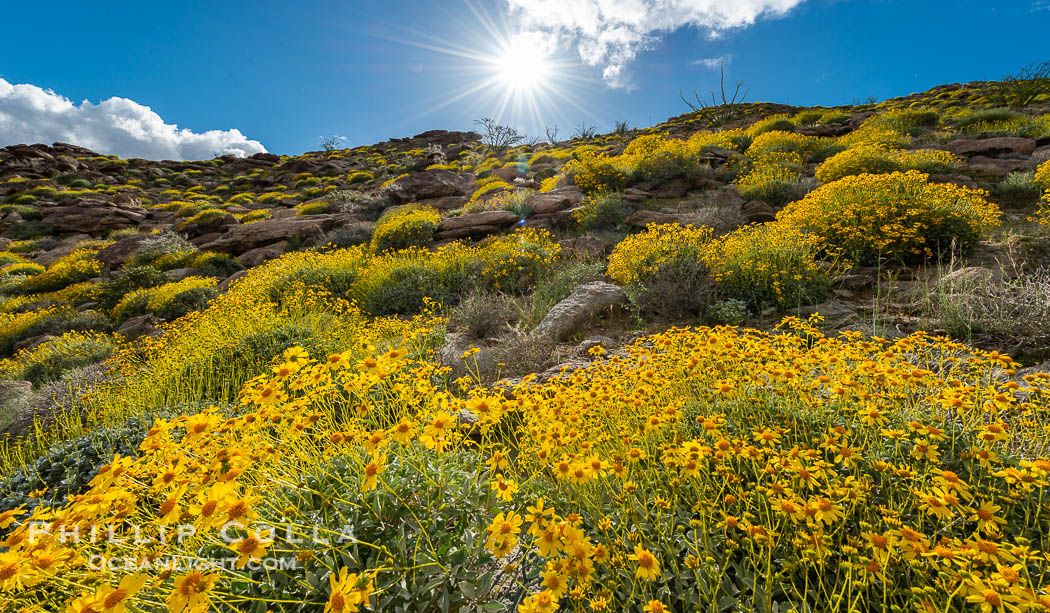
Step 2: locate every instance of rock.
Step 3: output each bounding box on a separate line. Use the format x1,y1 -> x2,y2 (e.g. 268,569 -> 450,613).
14,334 -> 55,353
648,178 -> 693,199
940,266 -> 998,289
577,335 -> 615,356
947,137 -> 1037,157
525,187 -> 583,215
490,166 -> 525,182
966,156 -> 1029,176
421,196 -> 468,211
434,210 -> 520,240
621,188 -> 652,203
40,197 -> 148,233
198,214 -> 359,253
741,200 -> 777,223
927,173 -> 978,189
237,241 -> 288,267
249,152 -> 281,163
795,300 -> 857,323
531,281 -> 628,343
558,237 -> 605,259
95,234 -> 151,267
116,314 -> 164,341
217,270 -> 250,292
386,170 -> 471,204
165,268 -> 196,281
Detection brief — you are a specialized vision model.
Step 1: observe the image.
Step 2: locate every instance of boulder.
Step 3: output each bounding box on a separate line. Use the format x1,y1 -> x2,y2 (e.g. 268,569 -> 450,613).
116,314 -> 164,341
966,156 -> 1029,176
525,187 -> 583,215
40,197 -> 147,233
940,266 -> 999,289
217,270 -> 250,292
531,281 -> 628,343
386,170 -> 471,203
927,173 -> 978,189
95,234 -> 151,267
740,200 -> 777,223
558,237 -> 606,259
434,210 -> 520,240
947,137 -> 1037,157
198,214 -> 359,253
237,242 -> 288,267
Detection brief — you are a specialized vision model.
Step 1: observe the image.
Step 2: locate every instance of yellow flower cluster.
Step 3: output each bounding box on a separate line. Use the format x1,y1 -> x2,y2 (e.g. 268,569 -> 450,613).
703,223 -> 833,308
777,170 -> 1001,263
370,205 -> 440,252
4,314 -> 1049,612
606,223 -> 713,286
1034,159 -> 1050,226
816,143 -> 963,184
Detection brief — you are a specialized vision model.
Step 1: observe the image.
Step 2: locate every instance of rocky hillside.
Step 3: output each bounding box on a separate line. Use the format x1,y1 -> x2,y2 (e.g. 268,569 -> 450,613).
2,77 -> 1050,613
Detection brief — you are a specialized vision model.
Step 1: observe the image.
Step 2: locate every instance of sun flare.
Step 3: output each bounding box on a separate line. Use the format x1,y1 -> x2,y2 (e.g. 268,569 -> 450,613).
493,39 -> 552,93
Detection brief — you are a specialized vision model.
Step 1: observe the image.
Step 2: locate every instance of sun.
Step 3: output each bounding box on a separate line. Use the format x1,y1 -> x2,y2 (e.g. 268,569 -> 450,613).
492,37 -> 552,93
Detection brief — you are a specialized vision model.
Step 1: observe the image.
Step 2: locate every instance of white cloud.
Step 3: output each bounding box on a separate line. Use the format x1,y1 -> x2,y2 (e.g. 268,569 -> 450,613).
0,78 -> 266,160
691,54 -> 733,69
506,0 -> 806,87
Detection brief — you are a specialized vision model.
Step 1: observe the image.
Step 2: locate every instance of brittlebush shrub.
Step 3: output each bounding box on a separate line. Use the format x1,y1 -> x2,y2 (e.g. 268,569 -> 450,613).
569,132 -> 740,196
703,223 -> 834,310
370,205 -> 440,252
607,224 -> 717,315
736,152 -> 811,206
1034,160 -> 1050,225
777,171 -> 1001,264
16,248 -> 103,295
6,330 -> 118,387
816,144 -> 963,184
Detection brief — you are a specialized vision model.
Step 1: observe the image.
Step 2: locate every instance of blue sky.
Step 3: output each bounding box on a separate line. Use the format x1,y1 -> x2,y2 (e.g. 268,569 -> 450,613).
0,0 -> 1046,158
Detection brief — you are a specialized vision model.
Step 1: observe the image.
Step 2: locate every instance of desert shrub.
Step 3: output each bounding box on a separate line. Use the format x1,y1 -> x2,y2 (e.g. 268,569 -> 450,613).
147,276 -> 219,320
815,144 -> 963,183
470,178 -> 514,203
296,200 -> 331,215
10,331 -> 118,387
189,251 -> 243,277
476,229 -> 561,294
128,231 -> 196,267
175,207 -> 230,230
111,277 -> 218,321
816,109 -> 851,124
7,220 -> 54,240
995,170 -> 1041,204
353,255 -> 454,316
0,414 -> 153,513
777,171 -> 1001,263
705,297 -> 749,325
0,307 -> 110,355
1,262 -> 44,277
686,128 -> 750,152
746,113 -> 796,137
16,248 -> 103,295
238,208 -> 271,223
737,152 -> 812,206
573,192 -> 631,230
746,131 -> 826,157
928,265 -> 1050,354
1033,160 -> 1050,225
370,205 -> 440,252
95,265 -> 168,312
792,109 -> 825,125
703,223 -> 833,309
608,224 -> 717,315
0,252 -> 28,267
863,109 -> 941,136
566,151 -> 630,195
450,292 -> 515,339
